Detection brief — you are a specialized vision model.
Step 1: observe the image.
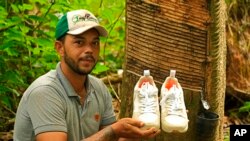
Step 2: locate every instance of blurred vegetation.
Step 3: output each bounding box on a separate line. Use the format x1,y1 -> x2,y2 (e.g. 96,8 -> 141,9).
0,0 -> 125,132
225,0 -> 250,119
224,0 -> 250,140
226,0 -> 250,52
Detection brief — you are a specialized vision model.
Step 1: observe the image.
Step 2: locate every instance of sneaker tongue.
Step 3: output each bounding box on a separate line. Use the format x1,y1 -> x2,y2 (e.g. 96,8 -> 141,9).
140,82 -> 156,96
165,79 -> 177,90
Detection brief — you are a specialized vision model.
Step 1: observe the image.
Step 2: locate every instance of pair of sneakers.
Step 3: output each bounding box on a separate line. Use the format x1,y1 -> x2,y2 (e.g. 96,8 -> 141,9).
132,70 -> 189,133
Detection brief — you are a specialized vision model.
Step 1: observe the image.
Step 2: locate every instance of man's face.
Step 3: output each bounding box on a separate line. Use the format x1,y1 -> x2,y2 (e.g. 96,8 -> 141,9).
61,29 -> 100,75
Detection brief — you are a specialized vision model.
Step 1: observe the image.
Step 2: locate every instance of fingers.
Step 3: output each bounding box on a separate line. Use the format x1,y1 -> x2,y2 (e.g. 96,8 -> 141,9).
145,128 -> 161,138
122,122 -> 144,137
123,122 -> 160,138
112,118 -> 161,139
121,118 -> 144,128
140,127 -> 160,138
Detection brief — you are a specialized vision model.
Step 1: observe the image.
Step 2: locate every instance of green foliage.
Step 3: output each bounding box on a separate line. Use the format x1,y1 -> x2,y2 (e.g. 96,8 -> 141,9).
0,0 -> 125,131
239,101 -> 250,113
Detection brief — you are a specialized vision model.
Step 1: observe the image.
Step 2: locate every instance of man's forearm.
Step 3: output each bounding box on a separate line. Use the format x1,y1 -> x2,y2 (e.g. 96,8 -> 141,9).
82,126 -> 118,141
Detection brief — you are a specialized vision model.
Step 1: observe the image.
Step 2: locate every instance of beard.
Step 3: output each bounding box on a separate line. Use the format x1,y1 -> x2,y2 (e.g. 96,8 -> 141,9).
64,51 -> 97,75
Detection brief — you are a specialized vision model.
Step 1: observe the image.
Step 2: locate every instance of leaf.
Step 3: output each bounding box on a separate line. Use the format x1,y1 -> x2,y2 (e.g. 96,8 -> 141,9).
1,71 -> 24,85
3,46 -> 19,57
4,28 -> 24,42
0,56 -> 5,69
0,95 -> 12,109
27,15 -> 44,22
33,47 -> 41,55
0,85 -> 10,94
43,53 -> 59,62
20,25 -> 30,34
35,38 -> 53,47
21,4 -> 33,11
92,62 -> 109,75
239,101 -> 250,112
11,4 -> 19,13
0,6 -> 7,19
0,41 -> 15,50
11,89 -> 21,96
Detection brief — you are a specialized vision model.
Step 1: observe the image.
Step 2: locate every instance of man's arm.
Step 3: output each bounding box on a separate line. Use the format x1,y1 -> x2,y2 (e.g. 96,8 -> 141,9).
83,125 -> 118,141
35,126 -> 116,141
36,132 -> 67,141
83,118 -> 160,141
35,118 -> 160,141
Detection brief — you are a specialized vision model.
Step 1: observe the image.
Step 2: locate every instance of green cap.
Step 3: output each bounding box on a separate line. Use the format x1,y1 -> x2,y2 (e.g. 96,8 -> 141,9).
55,9 -> 108,40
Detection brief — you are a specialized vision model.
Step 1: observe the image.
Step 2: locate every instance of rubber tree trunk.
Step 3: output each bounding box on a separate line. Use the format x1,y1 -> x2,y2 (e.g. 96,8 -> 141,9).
206,0 -> 227,140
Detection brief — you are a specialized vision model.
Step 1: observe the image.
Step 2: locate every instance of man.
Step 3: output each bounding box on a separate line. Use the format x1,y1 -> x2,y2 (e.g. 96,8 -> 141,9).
13,9 -> 160,141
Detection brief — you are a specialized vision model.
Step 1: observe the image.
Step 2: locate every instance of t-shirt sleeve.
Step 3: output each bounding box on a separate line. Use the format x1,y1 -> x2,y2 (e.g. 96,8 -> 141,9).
100,84 -> 117,126
26,86 -> 67,135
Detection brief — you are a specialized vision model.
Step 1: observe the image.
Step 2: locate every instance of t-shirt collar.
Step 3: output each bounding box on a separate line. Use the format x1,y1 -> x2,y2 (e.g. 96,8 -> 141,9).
56,62 -> 93,97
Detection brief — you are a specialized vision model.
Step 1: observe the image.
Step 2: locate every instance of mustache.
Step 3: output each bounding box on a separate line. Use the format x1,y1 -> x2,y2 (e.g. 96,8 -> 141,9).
79,54 -> 96,62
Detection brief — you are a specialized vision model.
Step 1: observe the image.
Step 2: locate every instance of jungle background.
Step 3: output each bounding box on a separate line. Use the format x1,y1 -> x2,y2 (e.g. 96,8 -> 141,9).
0,0 -> 249,140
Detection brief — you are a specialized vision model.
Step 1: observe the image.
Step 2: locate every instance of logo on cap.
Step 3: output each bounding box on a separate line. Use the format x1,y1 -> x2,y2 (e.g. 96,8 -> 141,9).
72,13 -> 98,24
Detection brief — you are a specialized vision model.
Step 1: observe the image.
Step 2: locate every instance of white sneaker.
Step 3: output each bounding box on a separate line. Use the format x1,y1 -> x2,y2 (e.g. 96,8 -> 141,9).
132,70 -> 160,130
160,70 -> 188,133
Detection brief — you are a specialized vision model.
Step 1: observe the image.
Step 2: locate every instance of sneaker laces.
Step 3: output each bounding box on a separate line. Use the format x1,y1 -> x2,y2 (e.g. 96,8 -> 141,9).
160,85 -> 184,116
138,82 -> 157,114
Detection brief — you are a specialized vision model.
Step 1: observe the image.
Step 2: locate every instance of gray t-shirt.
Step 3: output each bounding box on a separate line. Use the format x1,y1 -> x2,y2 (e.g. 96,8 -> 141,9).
13,63 -> 116,141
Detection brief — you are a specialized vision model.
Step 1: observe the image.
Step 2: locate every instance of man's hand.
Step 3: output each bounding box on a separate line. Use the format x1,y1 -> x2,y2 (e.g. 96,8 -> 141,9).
111,118 -> 161,139
82,118 -> 160,141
